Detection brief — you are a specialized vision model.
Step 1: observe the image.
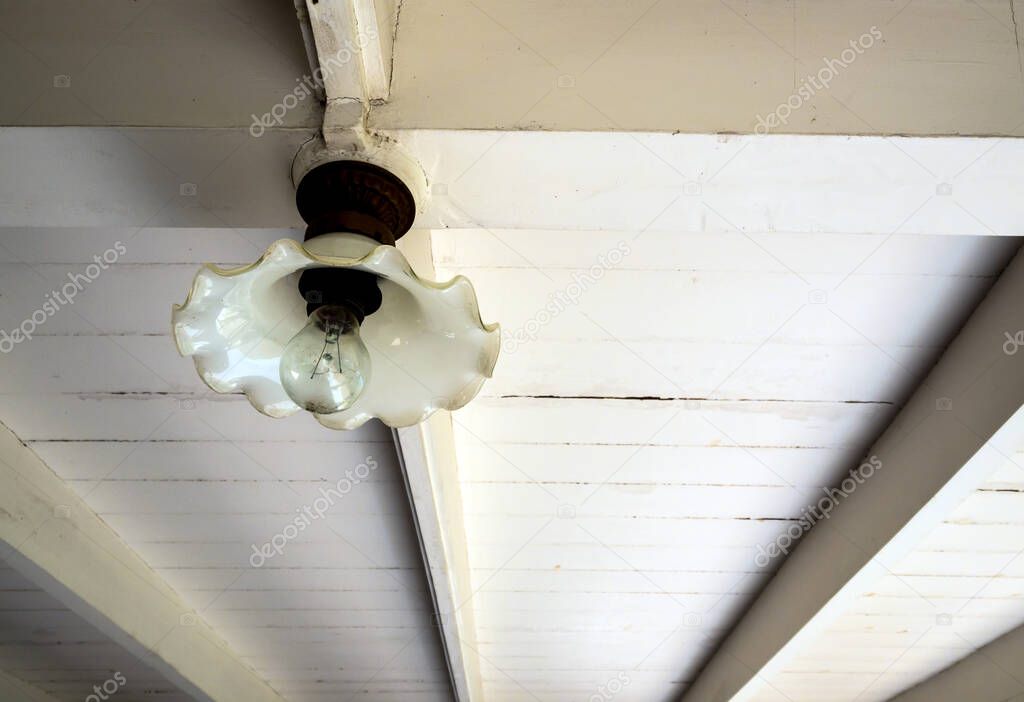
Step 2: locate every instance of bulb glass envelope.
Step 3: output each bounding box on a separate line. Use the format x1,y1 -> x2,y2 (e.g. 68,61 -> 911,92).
172,233 -> 500,430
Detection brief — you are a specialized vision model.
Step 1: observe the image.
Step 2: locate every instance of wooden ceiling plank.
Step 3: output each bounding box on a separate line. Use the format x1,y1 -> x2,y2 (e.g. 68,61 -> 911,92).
680,246 -> 1024,701
0,421 -> 288,702
0,669 -> 62,702
888,621 -> 1024,702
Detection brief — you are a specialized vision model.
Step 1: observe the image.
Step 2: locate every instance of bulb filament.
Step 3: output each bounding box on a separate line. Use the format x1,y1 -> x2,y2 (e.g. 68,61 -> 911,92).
311,322 -> 344,379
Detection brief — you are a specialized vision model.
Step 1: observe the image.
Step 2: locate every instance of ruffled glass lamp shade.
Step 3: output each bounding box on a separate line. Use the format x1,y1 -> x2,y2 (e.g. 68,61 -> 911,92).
172,231 -> 499,430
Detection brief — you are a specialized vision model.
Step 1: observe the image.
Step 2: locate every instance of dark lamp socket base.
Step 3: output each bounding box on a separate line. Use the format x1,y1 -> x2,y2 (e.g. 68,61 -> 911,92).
297,267 -> 382,322
295,160 -> 416,246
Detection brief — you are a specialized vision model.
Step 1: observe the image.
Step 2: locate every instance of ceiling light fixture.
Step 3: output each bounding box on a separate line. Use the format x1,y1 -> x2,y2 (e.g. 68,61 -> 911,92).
172,141 -> 499,430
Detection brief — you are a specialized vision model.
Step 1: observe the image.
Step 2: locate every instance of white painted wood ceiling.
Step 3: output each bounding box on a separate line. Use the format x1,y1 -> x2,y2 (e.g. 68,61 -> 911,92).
749,452 -> 1024,702
0,0 -> 320,129
3,0 -> 1024,700
0,228 -> 454,701
433,228 -> 1022,701
2,225 -> 1019,701
0,560 -> 191,701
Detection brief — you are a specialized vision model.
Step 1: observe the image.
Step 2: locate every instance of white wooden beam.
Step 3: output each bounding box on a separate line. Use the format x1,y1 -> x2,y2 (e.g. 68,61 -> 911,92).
392,228 -> 483,702
395,130 -> 1024,236
372,0 -> 1024,137
5,127 -> 1024,237
302,0 -> 359,99
395,415 -> 484,702
0,421 -> 288,702
679,245 -> 1024,702
301,0 -> 397,142
2,0 -> 320,130
889,622 -> 1024,701
351,0 -> 398,101
0,127 -> 309,228
0,670 -> 62,702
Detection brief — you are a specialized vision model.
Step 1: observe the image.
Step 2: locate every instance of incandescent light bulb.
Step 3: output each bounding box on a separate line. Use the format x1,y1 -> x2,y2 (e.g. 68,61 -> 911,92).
279,305 -> 371,414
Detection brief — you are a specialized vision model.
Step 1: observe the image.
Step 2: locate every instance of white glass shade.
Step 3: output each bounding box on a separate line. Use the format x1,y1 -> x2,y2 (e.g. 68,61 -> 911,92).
171,233 -> 499,430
